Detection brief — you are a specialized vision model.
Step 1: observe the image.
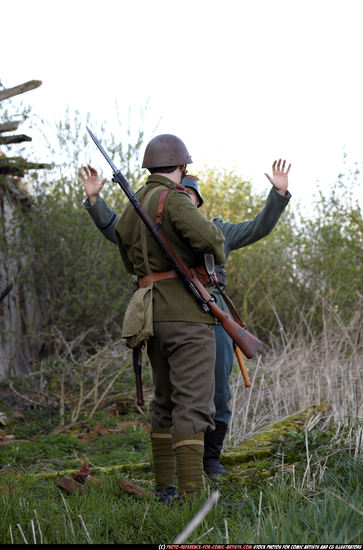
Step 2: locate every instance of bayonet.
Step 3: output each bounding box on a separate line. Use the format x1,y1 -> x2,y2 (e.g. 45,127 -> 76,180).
86,126 -> 118,173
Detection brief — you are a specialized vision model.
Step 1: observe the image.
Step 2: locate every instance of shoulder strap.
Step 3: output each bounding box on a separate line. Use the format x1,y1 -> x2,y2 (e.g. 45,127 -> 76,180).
131,185 -> 171,274
155,189 -> 170,226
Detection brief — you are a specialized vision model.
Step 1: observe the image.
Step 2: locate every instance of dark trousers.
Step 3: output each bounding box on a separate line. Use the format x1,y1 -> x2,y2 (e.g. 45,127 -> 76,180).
147,321 -> 216,435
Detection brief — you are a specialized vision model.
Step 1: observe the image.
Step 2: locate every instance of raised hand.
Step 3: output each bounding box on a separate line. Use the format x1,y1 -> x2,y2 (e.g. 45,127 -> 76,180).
265,159 -> 291,196
79,164 -> 107,206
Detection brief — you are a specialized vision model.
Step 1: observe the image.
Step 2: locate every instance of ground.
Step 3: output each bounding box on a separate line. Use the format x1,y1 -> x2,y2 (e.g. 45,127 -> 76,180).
0,395 -> 361,544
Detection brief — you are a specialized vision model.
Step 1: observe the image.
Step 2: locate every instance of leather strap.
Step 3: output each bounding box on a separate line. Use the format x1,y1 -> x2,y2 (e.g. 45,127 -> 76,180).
212,274 -> 246,328
138,270 -> 179,288
131,185 -> 169,273
155,189 -> 170,226
136,188 -> 215,293
133,184 -> 247,332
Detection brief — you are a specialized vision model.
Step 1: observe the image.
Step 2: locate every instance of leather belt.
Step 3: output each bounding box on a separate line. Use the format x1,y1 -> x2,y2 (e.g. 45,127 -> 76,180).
137,265 -> 214,289
137,270 -> 179,288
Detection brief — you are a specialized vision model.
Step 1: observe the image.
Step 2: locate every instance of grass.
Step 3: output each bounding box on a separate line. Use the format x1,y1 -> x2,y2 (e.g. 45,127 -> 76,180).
0,403 -> 362,544
1,458 -> 361,544
0,317 -> 362,544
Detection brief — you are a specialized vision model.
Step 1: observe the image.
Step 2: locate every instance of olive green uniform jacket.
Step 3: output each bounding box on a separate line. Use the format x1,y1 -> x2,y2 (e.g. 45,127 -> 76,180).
114,174 -> 226,324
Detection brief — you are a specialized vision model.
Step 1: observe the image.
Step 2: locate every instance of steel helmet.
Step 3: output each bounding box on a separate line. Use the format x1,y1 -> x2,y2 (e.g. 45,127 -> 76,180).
182,175 -> 204,207
142,134 -> 192,169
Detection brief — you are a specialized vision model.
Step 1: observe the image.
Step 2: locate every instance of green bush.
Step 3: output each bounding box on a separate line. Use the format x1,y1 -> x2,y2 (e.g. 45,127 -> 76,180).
2,106 -> 362,356
199,166 -> 362,342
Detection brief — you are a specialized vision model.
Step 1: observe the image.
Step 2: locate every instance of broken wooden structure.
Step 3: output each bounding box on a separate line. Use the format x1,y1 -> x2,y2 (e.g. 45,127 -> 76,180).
0,79 -> 50,382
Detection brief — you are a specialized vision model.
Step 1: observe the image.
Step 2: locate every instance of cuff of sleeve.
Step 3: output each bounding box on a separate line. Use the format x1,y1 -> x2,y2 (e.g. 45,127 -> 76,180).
83,197 -> 95,210
271,187 -> 291,203
83,196 -> 117,230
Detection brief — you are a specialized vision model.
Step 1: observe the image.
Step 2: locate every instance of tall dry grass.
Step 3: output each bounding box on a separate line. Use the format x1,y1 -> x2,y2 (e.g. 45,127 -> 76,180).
228,294 -> 363,445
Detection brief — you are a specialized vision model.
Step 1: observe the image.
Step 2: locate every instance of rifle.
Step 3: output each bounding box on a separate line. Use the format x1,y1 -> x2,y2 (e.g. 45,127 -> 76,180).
87,127 -> 261,359
0,283 -> 13,303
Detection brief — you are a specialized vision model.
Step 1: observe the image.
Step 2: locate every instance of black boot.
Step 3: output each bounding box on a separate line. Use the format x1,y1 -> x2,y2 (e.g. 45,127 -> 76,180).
156,486 -> 179,504
203,421 -> 228,475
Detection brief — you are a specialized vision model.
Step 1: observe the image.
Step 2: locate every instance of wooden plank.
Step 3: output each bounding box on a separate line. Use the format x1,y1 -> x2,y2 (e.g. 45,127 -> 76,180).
0,134 -> 32,144
0,121 -> 21,133
0,80 -> 42,101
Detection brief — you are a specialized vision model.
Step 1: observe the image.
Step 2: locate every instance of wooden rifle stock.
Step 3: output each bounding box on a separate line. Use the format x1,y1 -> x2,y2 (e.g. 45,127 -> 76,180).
87,127 -> 262,359
234,344 -> 252,387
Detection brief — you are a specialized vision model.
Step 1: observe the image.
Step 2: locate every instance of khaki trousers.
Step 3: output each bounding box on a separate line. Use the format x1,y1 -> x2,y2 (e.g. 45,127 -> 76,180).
147,321 -> 216,435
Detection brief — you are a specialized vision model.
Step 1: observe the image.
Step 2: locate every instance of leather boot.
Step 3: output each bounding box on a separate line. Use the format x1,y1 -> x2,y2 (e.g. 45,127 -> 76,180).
203,421 -> 228,475
151,427 -> 178,503
173,433 -> 204,498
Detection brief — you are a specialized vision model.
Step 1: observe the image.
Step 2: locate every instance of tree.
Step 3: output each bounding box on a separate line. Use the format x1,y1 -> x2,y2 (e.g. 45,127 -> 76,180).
7,109 -> 146,356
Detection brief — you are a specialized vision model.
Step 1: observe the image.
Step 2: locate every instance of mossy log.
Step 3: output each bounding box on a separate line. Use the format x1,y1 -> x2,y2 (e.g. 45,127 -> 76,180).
28,462 -> 151,480
27,402 -> 331,480
222,401 -> 332,465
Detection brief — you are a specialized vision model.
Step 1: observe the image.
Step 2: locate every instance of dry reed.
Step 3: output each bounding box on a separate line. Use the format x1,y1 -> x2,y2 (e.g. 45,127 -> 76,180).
229,297 -> 362,445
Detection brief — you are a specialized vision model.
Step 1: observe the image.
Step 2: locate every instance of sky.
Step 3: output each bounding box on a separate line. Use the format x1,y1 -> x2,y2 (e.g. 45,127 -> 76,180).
1,0 -> 362,211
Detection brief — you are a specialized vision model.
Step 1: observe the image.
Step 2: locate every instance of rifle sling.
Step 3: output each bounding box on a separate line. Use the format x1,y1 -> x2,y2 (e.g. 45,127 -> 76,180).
211,275 -> 247,329
131,185 -> 169,274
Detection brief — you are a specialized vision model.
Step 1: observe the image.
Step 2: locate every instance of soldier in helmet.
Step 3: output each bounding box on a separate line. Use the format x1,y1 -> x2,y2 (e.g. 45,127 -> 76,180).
81,155 -> 291,477
80,134 -> 225,502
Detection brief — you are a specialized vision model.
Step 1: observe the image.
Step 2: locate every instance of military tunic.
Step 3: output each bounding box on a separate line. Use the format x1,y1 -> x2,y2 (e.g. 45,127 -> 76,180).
114,174 -> 225,324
